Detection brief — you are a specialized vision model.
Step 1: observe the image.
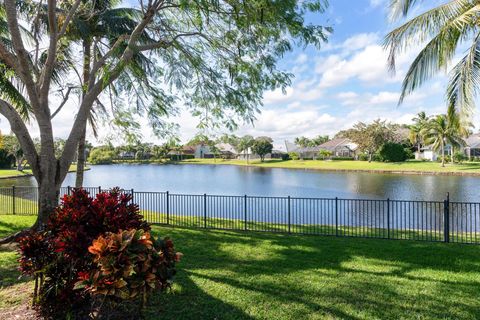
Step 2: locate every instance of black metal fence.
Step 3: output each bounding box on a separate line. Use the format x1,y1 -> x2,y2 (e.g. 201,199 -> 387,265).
1,186 -> 479,244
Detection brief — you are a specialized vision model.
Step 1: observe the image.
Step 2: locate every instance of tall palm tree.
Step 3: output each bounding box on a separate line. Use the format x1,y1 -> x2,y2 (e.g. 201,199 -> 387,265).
423,114 -> 466,167
446,103 -> 472,162
66,1 -> 157,187
408,111 -> 429,153
385,0 -> 480,121
32,0 -> 163,187
238,135 -> 254,164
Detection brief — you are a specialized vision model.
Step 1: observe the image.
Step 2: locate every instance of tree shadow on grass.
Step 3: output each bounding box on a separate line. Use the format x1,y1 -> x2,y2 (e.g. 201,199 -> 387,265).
152,227 -> 480,319
145,270 -> 255,320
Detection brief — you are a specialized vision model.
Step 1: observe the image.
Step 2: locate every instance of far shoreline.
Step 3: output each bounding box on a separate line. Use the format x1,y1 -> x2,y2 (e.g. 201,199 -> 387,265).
175,159 -> 480,177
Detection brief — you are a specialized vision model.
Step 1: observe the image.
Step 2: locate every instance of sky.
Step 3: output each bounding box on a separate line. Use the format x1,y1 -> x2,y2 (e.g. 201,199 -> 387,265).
0,0 -> 469,150
161,0 -> 458,150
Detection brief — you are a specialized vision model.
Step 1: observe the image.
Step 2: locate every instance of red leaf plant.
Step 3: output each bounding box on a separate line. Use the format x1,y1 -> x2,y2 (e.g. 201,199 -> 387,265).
18,188 -> 180,319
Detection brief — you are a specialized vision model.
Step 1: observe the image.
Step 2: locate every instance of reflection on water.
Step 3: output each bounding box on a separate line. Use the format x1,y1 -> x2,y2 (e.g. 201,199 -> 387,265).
1,164 -> 480,202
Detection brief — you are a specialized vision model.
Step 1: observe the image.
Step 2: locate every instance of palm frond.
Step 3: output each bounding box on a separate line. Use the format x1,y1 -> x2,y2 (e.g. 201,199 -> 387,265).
385,0 -> 473,73
446,31 -> 480,123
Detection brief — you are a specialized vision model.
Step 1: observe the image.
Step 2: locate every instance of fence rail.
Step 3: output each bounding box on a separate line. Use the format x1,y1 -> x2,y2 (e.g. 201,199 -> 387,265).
1,186 -> 479,244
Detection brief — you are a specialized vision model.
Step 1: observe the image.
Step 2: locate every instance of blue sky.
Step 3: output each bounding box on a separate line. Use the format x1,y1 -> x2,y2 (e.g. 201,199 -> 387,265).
210,0 -> 453,149
0,0 -> 462,148
168,0 -> 458,149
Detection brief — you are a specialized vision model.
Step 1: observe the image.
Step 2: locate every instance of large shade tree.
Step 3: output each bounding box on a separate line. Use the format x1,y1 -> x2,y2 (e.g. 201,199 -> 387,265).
0,0 -> 331,232
385,0 -> 480,121
342,119 -> 401,162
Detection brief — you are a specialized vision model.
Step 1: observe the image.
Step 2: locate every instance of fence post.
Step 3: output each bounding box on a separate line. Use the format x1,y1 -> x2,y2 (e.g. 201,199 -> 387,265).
131,188 -> 134,203
335,197 -> 338,237
444,192 -> 450,243
12,185 -> 15,215
244,195 -> 248,231
98,186 -> 102,194
387,198 -> 390,239
166,191 -> 170,225
67,186 -> 71,196
203,193 -> 207,229
287,196 -> 291,234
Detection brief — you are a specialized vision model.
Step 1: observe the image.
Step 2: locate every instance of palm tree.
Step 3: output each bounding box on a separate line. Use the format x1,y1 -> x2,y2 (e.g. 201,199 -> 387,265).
408,111 -> 429,153
385,0 -> 480,120
238,135 -> 254,164
446,103 -> 472,162
423,114 -> 466,167
67,1 -> 156,187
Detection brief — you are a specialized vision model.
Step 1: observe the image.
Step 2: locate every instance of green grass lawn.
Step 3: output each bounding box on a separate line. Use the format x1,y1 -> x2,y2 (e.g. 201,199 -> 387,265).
1,215 -> 480,319
180,158 -> 480,175
0,164 -> 86,179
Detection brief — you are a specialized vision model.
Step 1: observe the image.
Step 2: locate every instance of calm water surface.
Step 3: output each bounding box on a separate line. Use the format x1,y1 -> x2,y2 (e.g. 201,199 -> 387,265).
2,164 -> 480,201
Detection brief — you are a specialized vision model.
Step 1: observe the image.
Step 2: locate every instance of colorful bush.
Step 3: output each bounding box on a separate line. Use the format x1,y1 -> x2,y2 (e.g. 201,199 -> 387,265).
18,188 -> 179,319
76,230 -> 180,303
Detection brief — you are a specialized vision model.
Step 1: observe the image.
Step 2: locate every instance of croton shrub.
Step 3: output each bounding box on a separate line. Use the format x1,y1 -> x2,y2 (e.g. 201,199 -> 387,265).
18,188 -> 181,319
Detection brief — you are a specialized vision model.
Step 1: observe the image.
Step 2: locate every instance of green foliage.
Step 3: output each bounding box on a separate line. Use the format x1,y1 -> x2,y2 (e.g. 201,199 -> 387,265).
453,151 -> 467,163
378,143 -> 408,162
385,0 -> 480,119
251,137 -> 273,162
342,119 -> 401,159
318,149 -> 332,159
18,189 -> 177,319
330,156 -> 355,161
358,153 -> 369,161
404,147 -> 414,159
0,149 -> 14,168
79,229 -> 180,305
88,148 -> 116,164
294,135 -> 329,148
288,152 -> 300,160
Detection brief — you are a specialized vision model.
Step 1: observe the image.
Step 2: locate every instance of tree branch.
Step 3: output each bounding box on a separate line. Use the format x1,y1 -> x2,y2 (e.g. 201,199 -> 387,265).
4,0 -> 40,108
0,99 -> 40,177
51,87 -> 75,119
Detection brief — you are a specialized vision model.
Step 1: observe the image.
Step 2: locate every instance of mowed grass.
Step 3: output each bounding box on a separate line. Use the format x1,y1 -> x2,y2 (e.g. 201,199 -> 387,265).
181,158 -> 480,175
1,215 -> 480,319
0,164 -> 86,179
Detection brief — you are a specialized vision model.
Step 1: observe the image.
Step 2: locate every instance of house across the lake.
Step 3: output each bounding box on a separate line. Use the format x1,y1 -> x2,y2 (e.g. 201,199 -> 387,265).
285,138 -> 358,159
464,133 -> 480,158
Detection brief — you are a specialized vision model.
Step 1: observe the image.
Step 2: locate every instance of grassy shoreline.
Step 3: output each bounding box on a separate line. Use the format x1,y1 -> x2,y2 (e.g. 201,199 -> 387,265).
179,158 -> 480,176
0,165 -> 89,180
1,215 -> 480,319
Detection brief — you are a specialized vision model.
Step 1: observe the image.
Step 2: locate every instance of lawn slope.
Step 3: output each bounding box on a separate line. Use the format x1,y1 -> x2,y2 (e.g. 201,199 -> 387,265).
1,215 -> 479,319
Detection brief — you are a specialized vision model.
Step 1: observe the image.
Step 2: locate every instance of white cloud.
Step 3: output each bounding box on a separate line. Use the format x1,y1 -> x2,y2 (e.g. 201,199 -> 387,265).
369,91 -> 399,104
295,53 -> 308,64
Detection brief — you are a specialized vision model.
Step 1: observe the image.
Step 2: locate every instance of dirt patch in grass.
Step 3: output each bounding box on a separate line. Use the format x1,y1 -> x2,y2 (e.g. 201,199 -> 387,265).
0,282 -> 37,319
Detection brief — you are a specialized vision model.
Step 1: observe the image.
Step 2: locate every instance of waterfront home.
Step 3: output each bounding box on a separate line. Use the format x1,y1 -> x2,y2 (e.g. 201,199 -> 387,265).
464,133 -> 480,158
118,151 -> 135,160
285,138 -> 358,159
317,138 -> 358,158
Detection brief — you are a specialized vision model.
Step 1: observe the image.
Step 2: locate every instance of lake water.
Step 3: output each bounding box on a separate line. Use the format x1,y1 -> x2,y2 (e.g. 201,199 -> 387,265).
2,163 -> 480,202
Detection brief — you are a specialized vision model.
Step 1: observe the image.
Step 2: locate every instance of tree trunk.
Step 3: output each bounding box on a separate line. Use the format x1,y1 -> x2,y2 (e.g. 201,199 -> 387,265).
75,39 -> 91,188
441,143 -> 445,167
75,124 -> 87,187
451,146 -> 454,164
33,156 -> 61,229
368,152 -> 372,163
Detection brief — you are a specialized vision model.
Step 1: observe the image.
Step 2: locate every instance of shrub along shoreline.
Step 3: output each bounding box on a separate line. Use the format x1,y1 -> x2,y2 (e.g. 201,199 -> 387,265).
179,158 -> 480,176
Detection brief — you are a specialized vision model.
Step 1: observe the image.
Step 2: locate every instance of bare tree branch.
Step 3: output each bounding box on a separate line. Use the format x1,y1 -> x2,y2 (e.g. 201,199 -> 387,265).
51,86 -> 75,119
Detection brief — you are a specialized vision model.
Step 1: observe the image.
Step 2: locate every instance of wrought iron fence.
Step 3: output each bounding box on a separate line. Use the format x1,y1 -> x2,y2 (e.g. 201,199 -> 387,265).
1,186 -> 479,244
